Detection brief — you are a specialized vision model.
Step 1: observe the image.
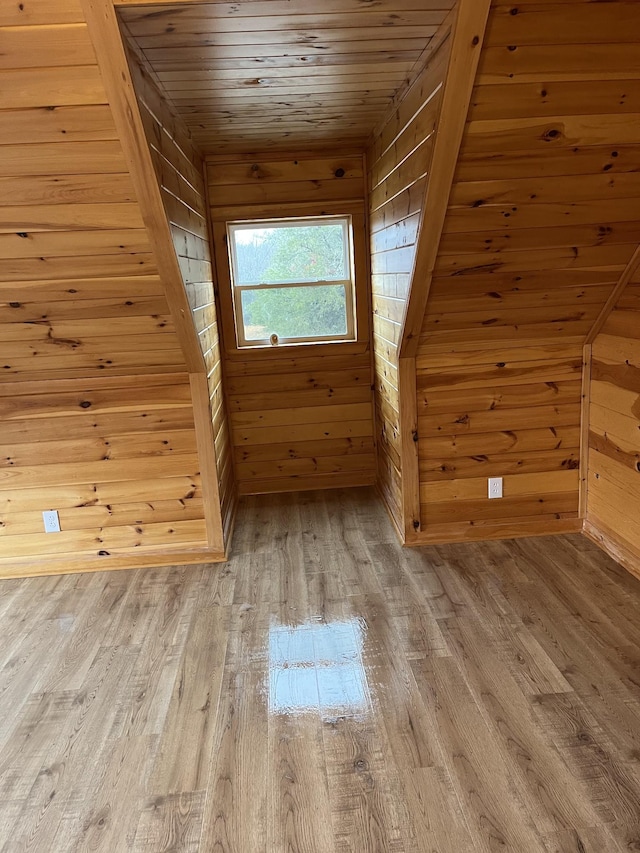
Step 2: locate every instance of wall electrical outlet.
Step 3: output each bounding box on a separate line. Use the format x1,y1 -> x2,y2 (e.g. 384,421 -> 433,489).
42,510 -> 61,533
488,477 -> 503,499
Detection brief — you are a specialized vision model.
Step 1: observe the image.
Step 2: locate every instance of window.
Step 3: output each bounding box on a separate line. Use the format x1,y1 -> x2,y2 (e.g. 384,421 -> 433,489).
227,216 -> 356,348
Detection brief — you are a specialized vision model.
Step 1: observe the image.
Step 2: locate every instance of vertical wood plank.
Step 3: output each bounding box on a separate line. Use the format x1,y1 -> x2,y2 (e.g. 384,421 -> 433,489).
399,356 -> 421,541
189,372 -> 225,553
579,343 -> 592,520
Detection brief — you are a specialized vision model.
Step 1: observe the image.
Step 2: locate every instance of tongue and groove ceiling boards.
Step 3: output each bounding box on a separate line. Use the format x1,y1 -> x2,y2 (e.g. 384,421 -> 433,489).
400,0 -> 640,545
116,0 -> 455,152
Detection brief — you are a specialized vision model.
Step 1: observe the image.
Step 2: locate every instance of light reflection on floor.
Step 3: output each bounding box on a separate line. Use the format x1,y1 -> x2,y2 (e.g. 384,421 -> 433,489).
268,618 -> 371,719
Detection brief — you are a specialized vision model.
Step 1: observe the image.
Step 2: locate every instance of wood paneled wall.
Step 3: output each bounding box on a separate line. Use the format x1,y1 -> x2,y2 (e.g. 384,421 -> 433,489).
420,0 -> 640,353
417,345 -> 583,541
207,153 -> 375,496
411,0 -> 640,543
367,35 -> 450,534
425,0 -> 640,345
0,3 -> 222,574
586,276 -> 640,575
125,43 -> 236,544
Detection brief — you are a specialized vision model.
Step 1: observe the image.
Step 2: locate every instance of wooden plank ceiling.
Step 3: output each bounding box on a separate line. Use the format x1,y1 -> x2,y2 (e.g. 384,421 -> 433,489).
118,0 -> 454,152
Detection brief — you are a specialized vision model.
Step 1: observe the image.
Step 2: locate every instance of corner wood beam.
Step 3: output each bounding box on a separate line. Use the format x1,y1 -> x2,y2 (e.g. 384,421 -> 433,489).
80,0 -> 205,376
399,357 -> 421,541
586,244 -> 640,345
190,373 -> 225,553
80,0 -> 226,553
398,0 -> 492,360
578,342 -> 592,521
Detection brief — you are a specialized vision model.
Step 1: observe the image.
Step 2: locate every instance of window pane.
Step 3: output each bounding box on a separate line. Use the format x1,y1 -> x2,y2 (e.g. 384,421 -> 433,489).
241,285 -> 347,341
232,221 -> 348,285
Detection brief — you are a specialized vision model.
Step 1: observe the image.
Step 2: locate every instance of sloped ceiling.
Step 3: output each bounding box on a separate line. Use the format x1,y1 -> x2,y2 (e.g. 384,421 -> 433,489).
418,0 -> 640,355
118,0 -> 454,152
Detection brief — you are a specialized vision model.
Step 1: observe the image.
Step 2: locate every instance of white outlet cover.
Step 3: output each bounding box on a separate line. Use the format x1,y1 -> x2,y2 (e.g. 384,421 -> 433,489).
42,510 -> 61,533
488,477 -> 503,499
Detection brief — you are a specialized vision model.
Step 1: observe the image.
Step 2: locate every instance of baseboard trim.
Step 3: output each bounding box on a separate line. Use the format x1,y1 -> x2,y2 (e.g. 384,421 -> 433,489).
0,547 -> 227,580
405,516 -> 583,546
583,517 -> 640,583
238,473 -> 376,496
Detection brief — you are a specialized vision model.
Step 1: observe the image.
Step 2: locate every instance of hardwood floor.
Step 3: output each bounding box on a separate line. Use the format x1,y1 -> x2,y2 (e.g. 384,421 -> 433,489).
0,487 -> 639,852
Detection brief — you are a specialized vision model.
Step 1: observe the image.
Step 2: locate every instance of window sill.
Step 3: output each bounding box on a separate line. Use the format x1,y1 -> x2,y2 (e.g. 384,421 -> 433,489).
224,339 -> 369,361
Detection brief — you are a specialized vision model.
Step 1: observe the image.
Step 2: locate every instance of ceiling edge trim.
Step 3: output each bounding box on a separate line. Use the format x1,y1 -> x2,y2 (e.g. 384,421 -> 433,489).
398,0 -> 492,360
586,244 -> 640,344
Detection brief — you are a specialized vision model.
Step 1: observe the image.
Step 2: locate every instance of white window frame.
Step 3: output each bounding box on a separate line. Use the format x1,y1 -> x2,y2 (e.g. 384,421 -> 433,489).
226,215 -> 356,349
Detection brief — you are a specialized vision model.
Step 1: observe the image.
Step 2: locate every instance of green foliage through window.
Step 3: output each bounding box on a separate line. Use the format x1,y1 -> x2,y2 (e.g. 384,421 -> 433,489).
241,285 -> 347,340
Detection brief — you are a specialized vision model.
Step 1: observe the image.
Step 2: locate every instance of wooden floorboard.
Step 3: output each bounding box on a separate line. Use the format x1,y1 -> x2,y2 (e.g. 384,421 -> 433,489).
0,487 -> 639,852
